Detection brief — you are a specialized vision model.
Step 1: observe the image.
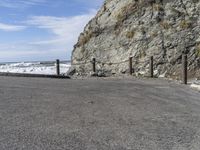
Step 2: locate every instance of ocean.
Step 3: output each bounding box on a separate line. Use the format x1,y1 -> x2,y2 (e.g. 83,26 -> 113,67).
0,61 -> 71,75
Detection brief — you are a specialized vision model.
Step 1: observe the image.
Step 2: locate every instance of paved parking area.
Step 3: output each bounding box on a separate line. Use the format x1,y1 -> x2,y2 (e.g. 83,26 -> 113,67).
0,76 -> 200,150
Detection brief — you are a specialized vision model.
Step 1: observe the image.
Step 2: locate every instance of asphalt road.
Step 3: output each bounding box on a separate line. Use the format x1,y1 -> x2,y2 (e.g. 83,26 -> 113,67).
0,76 -> 200,150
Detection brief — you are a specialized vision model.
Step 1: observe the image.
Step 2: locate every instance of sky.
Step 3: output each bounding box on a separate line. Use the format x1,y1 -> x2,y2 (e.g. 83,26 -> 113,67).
0,0 -> 104,62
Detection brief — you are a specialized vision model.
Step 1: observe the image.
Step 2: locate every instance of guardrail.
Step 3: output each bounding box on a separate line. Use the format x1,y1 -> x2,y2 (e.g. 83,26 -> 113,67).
73,54 -> 190,85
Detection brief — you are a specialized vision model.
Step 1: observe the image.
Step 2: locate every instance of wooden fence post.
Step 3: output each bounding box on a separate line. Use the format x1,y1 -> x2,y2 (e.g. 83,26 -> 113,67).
92,58 -> 96,73
182,54 -> 188,84
129,56 -> 133,75
56,59 -> 60,76
150,56 -> 154,78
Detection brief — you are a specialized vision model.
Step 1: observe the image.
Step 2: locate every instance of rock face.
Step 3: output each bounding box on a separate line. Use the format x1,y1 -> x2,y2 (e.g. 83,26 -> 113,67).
71,0 -> 200,79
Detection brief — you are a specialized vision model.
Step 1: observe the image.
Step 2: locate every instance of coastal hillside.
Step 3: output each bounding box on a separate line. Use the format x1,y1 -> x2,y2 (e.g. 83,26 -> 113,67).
71,0 -> 200,79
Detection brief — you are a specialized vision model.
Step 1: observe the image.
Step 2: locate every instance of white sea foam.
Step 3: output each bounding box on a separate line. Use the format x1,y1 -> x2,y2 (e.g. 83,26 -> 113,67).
0,61 -> 71,75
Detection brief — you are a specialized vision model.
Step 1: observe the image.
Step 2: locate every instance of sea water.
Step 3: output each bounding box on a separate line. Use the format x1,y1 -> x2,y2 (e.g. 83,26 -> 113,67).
0,61 -> 71,75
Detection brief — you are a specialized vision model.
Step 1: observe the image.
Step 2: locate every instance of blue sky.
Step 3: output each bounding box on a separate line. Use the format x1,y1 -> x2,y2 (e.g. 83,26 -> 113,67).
0,0 -> 104,62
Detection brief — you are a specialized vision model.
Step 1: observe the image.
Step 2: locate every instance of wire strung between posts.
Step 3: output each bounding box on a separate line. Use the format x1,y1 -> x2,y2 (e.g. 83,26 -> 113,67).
96,59 -> 129,65
72,60 -> 91,66
72,54 -> 193,67
132,60 -> 149,64
72,58 -> 152,66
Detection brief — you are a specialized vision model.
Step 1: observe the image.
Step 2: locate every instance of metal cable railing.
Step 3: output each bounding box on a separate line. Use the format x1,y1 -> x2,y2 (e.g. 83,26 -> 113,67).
71,53 -> 196,84
96,59 -> 129,65
72,60 -> 91,66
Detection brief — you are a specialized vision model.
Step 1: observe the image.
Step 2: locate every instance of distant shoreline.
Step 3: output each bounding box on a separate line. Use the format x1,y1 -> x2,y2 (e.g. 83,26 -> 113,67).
0,60 -> 71,65
0,61 -> 71,75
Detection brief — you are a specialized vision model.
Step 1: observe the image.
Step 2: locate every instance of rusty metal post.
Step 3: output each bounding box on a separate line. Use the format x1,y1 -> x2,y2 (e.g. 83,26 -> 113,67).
129,56 -> 133,75
92,58 -> 96,73
56,59 -> 60,76
182,54 -> 188,84
150,56 -> 154,78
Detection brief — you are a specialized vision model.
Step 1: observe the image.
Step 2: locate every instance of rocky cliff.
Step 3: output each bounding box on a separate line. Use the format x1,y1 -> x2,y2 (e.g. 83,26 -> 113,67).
71,0 -> 200,79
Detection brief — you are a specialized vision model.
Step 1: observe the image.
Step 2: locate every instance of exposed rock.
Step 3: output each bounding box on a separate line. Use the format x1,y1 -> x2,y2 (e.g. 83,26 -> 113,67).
71,0 -> 200,79
66,67 -> 76,76
97,71 -> 106,77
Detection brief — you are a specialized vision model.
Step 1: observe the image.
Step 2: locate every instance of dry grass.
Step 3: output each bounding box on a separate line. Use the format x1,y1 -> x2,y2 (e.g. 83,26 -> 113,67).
126,30 -> 136,39
76,31 -> 93,47
150,31 -> 158,38
153,4 -> 164,11
116,3 -> 138,22
160,21 -> 171,30
196,44 -> 200,57
139,50 -> 146,58
179,20 -> 192,29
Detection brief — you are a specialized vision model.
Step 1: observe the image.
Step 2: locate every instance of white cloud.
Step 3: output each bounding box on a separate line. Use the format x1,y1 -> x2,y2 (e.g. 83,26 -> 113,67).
0,10 -> 97,61
0,23 -> 26,31
0,0 -> 46,8
25,9 -> 96,51
26,9 -> 96,39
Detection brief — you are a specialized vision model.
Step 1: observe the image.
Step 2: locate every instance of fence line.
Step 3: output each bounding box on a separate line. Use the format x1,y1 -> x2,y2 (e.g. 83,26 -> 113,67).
72,60 -> 91,66
72,58 -> 150,66
56,59 -> 60,76
96,59 -> 129,65
71,54 -> 191,84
